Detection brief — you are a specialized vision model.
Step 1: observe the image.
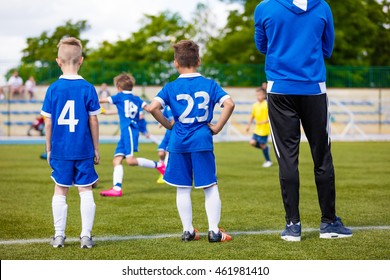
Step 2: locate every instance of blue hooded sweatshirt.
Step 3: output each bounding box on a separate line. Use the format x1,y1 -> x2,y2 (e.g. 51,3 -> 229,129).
254,0 -> 334,95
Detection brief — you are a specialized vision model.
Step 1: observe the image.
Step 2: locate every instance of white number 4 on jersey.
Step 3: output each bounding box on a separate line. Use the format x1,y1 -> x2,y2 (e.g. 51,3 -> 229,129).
58,100 -> 79,132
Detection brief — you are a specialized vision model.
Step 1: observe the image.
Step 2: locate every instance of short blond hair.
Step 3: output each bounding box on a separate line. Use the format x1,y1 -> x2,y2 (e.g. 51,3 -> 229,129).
57,37 -> 83,65
114,73 -> 136,91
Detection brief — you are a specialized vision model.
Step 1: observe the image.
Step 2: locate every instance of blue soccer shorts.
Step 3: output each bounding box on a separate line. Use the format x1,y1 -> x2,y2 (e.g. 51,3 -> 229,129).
252,133 -> 269,147
157,130 -> 172,152
50,157 -> 98,187
115,127 -> 139,157
164,151 -> 217,188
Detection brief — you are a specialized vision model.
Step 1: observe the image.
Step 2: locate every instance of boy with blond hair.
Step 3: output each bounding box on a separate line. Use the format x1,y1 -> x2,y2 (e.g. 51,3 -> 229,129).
149,40 -> 235,243
41,37 -> 101,248
99,73 -> 165,197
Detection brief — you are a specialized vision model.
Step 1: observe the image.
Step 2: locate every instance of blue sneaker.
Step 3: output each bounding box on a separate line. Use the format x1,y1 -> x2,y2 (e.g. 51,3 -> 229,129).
320,217 -> 352,239
281,223 -> 301,242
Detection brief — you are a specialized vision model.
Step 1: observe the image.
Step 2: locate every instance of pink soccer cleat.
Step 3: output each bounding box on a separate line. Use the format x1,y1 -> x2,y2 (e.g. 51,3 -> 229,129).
100,187 -> 122,197
156,162 -> 166,175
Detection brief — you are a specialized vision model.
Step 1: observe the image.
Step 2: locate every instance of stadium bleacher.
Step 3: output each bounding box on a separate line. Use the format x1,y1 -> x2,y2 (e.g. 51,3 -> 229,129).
0,86 -> 389,139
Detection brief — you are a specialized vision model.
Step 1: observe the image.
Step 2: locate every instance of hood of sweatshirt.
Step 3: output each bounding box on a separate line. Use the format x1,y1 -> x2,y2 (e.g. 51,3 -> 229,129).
275,0 -> 321,14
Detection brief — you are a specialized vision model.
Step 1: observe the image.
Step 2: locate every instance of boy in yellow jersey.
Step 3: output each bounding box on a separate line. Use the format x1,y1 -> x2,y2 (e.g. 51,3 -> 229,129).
246,87 -> 272,168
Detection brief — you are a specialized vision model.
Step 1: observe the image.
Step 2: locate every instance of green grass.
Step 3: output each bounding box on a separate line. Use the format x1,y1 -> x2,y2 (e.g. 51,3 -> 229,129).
0,141 -> 389,260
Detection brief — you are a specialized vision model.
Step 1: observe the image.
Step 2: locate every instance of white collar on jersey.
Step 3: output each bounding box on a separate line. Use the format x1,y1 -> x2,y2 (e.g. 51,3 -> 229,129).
178,73 -> 202,78
59,75 -> 84,80
122,90 -> 133,94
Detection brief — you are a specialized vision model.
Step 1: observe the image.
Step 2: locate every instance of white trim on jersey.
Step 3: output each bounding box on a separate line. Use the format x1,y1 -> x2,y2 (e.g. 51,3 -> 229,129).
89,108 -> 101,115
41,110 -> 51,118
59,75 -> 84,80
293,0 -> 308,11
154,96 -> 166,108
218,95 -> 231,107
178,73 -> 202,79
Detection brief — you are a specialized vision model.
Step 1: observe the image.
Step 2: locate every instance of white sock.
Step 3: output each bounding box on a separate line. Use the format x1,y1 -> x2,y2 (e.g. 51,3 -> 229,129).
137,158 -> 157,168
79,190 -> 96,238
176,187 -> 194,233
204,185 -> 221,233
52,195 -> 67,237
113,165 -> 123,190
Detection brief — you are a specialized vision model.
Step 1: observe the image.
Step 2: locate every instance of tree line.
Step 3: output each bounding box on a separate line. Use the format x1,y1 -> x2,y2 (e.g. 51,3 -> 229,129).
10,0 -> 390,87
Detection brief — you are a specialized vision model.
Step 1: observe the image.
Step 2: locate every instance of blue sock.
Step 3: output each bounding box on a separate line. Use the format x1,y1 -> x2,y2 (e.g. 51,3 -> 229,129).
262,145 -> 271,161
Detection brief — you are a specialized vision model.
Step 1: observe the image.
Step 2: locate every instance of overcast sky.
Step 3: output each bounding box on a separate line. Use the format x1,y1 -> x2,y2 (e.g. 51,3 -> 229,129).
0,0 -> 240,66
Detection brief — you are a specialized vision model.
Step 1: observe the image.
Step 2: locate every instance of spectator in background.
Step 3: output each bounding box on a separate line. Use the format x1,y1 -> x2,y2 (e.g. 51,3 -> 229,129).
8,71 -> 24,99
0,76 -> 6,100
25,76 -> 36,100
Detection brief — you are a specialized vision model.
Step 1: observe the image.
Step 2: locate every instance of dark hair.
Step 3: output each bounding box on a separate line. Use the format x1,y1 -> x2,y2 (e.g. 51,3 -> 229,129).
173,40 -> 200,68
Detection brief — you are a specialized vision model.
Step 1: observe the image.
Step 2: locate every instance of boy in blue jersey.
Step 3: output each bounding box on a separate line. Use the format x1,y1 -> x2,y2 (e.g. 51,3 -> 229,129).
41,37 -> 100,248
99,73 -> 165,197
149,40 -> 235,243
254,0 -> 352,241
156,106 -> 173,184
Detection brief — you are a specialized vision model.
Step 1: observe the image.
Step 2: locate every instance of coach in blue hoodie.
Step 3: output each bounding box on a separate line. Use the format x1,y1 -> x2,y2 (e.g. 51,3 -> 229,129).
254,0 -> 352,241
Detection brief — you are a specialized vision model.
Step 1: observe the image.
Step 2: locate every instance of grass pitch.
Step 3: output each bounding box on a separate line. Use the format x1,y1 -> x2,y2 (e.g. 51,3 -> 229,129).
0,141 -> 389,260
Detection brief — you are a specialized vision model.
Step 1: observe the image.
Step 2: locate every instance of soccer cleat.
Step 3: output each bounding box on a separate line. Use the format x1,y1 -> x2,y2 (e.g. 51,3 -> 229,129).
156,174 -> 165,184
208,229 -> 232,243
156,162 -> 166,175
80,236 -> 95,249
320,217 -> 352,239
281,223 -> 301,242
100,187 -> 122,197
262,161 -> 273,168
182,228 -> 200,242
50,235 -> 65,248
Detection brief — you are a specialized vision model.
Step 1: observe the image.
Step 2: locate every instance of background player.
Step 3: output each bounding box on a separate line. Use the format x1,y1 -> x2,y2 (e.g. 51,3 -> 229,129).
99,73 -> 165,197
246,86 -> 272,168
149,40 -> 235,243
41,37 -> 100,249
156,105 -> 173,184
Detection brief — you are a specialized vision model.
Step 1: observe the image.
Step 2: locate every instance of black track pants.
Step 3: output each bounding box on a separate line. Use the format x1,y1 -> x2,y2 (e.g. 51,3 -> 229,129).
268,93 -> 336,224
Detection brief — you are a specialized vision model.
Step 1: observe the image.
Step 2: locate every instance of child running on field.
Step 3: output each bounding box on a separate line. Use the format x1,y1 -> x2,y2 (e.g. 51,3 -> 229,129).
99,73 -> 165,197
245,86 -> 272,168
149,40 -> 235,243
41,37 -> 100,249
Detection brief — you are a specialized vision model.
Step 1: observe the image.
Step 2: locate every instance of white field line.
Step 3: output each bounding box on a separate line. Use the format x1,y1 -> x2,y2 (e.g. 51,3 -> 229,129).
0,225 -> 389,246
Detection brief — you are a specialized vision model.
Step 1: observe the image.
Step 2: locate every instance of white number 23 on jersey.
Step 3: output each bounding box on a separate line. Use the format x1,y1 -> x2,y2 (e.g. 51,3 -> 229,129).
58,100 -> 79,132
177,91 -> 210,124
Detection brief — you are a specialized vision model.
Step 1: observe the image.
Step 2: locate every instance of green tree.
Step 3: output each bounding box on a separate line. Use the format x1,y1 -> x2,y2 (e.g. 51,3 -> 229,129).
21,20 -> 90,64
203,0 -> 262,64
85,11 -> 193,85
213,0 -> 389,66
8,20 -> 90,83
88,11 -> 191,63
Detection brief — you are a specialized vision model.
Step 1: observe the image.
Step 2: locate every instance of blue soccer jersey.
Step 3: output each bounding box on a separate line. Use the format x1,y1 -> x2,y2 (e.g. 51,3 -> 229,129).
41,75 -> 101,160
108,91 -> 146,131
155,73 -> 230,153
